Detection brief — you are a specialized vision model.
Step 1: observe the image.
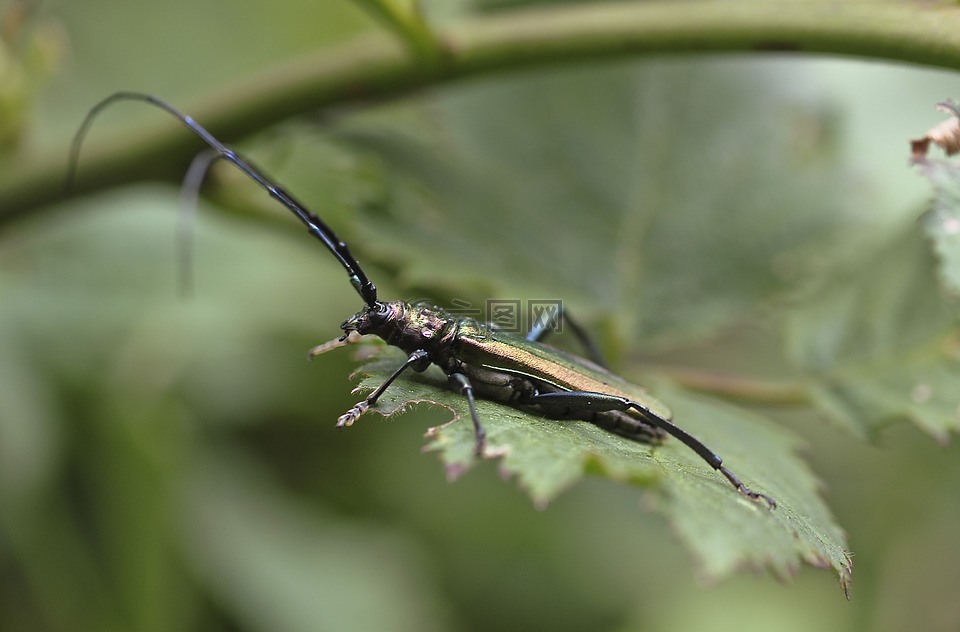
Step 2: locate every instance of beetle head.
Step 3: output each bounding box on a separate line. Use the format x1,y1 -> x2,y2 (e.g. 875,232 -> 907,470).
341,300 -> 400,338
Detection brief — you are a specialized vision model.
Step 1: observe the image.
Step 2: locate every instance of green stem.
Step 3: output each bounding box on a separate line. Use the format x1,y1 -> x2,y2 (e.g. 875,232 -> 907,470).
658,367 -> 811,407
5,0 -> 960,220
352,0 -> 443,64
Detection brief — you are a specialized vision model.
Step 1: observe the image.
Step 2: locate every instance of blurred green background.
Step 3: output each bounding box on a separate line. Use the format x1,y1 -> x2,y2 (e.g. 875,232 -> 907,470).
2,1 -> 960,631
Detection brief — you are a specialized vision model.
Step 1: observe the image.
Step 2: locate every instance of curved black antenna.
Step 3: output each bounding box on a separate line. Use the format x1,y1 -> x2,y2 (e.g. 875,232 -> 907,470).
68,91 -> 379,306
177,148 -> 222,298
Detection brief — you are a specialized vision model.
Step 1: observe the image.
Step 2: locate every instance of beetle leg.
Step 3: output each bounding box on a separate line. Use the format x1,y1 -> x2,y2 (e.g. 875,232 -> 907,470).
525,306 -> 608,369
522,391 -> 776,507
448,372 -> 486,456
337,349 -> 430,428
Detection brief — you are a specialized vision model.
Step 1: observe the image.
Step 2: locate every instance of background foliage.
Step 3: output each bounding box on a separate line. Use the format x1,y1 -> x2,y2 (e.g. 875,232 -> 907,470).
2,1 -> 960,631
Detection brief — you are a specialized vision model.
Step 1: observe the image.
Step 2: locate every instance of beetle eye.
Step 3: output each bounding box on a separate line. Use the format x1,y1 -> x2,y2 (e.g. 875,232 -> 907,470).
364,302 -> 390,326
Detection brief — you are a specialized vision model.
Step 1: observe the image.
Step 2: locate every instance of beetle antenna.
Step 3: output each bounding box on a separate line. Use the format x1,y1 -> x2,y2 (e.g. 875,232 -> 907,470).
176,147 -> 222,298
68,91 -> 379,306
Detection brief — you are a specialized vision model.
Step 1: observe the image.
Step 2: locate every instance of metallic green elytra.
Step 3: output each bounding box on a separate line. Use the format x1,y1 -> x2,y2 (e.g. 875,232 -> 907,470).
69,92 -> 776,508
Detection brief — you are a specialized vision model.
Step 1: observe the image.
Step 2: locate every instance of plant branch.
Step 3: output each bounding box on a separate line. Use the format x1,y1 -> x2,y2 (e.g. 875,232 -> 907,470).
658,367 -> 811,407
5,0 -> 960,221
352,0 -> 443,64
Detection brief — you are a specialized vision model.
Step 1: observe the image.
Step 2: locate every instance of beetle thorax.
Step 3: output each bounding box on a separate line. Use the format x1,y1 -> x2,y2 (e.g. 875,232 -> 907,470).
340,300 -> 459,355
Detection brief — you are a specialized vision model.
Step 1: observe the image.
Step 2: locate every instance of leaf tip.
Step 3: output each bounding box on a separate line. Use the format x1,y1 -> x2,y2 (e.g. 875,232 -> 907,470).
443,461 -> 468,482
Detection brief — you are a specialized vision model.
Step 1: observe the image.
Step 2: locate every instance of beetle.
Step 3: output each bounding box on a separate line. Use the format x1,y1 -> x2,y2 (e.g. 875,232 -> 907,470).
69,92 -> 776,507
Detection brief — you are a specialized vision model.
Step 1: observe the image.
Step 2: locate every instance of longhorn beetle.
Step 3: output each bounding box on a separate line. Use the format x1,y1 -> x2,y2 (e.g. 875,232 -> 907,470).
69,92 -> 776,508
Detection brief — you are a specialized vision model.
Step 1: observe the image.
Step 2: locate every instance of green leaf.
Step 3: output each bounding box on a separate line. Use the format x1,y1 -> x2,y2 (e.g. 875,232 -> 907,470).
915,157 -> 960,297
788,227 -> 960,440
345,348 -> 852,590
338,60 -> 855,348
